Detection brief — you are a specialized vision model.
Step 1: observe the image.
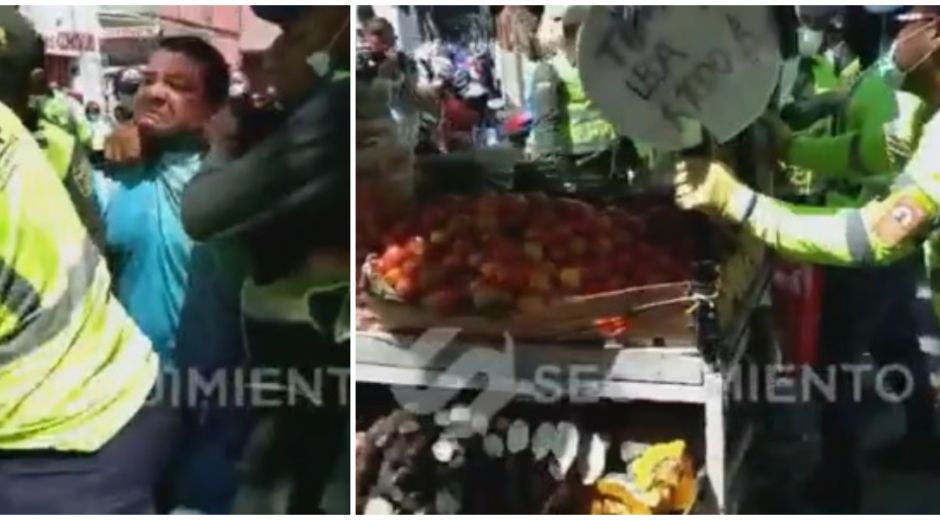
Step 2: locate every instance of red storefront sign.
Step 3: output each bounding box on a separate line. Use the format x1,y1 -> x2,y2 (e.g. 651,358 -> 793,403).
44,32 -> 97,55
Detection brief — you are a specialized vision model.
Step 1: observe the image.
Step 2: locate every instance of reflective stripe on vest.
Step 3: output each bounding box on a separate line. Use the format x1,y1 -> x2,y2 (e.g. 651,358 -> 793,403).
552,54 -> 617,155
0,238 -> 100,366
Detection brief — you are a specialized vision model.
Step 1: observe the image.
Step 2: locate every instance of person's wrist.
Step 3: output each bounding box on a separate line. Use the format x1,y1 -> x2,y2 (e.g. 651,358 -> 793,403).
725,183 -> 758,223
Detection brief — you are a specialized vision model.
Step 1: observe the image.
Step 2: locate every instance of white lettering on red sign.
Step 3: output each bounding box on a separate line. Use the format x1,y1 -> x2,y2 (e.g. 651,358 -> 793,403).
45,32 -> 97,53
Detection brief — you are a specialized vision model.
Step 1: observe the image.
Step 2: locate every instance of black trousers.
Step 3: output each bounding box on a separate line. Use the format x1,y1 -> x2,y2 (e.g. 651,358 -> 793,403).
233,316 -> 350,514
816,257 -> 935,469
0,399 -> 180,514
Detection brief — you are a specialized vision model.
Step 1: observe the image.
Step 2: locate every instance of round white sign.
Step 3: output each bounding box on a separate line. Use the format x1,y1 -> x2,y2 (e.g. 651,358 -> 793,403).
578,6 -> 782,151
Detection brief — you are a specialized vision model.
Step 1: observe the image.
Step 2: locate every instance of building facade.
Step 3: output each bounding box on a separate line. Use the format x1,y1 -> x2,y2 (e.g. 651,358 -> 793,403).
18,5 -> 106,104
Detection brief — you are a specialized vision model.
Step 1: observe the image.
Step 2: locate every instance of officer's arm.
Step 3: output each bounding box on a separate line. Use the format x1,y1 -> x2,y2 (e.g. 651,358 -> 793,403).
61,146 -> 107,251
740,140 -> 940,266
182,78 -> 349,241
786,93 -> 922,179
780,91 -> 844,130
786,121 -> 902,180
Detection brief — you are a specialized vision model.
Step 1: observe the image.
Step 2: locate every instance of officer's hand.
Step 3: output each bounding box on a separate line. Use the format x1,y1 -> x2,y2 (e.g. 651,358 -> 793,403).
104,123 -> 142,164
205,107 -> 239,159
673,159 -> 750,221
759,111 -> 793,161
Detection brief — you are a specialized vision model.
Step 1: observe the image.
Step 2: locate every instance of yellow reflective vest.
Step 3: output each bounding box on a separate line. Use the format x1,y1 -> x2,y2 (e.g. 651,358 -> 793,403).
0,101 -> 157,452
551,54 -> 617,155
527,53 -> 617,157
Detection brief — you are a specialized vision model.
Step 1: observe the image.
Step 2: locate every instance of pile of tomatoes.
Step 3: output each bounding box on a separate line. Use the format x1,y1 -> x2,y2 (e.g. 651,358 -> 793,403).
369,193 -> 694,316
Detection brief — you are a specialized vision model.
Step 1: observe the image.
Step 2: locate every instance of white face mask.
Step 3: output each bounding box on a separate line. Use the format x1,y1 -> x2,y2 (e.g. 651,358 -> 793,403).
797,28 -> 824,57
876,19 -> 940,91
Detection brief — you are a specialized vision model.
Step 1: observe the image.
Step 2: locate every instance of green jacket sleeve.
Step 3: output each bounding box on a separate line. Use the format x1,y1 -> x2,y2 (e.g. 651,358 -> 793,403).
780,91 -> 844,131
787,122 -> 893,180
786,90 -> 922,180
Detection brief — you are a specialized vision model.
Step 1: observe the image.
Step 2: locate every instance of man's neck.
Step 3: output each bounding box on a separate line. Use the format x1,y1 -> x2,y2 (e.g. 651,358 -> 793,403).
910,70 -> 940,115
143,131 -> 207,159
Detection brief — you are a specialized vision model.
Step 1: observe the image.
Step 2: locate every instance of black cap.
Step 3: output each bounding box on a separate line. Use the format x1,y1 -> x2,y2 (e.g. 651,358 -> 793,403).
0,6 -> 44,75
251,6 -> 313,27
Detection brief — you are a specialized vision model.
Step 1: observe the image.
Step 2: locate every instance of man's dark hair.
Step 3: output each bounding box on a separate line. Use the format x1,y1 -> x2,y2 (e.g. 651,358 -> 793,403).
156,36 -> 230,108
364,17 -> 395,39
0,6 -> 46,118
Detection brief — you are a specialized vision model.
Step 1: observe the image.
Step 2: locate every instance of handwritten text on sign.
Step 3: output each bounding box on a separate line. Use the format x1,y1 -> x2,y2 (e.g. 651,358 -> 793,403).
578,6 -> 780,150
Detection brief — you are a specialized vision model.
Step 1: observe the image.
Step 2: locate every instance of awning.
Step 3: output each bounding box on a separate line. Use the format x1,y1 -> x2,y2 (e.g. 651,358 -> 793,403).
102,25 -> 160,40
97,5 -> 160,66
98,6 -> 160,33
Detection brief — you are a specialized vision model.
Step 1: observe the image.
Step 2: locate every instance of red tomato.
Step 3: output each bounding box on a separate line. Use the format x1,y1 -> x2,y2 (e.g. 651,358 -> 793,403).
490,239 -> 521,262
450,238 -> 473,258
526,192 -> 552,211
395,275 -> 420,301
401,258 -> 420,277
406,237 -> 426,257
376,256 -> 393,275
384,267 -> 404,287
421,288 -> 464,315
382,245 -> 409,269
442,254 -> 464,272
548,247 -> 569,265
505,265 -> 532,292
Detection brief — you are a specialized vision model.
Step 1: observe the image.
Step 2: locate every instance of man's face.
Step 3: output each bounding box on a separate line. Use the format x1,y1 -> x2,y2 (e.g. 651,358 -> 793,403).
134,49 -> 216,137
365,31 -> 393,55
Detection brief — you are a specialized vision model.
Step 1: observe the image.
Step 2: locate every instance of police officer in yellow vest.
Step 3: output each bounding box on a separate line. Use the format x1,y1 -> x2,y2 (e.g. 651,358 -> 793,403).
674,4 -> 940,511
527,6 -> 619,174
758,8 -> 937,511
29,69 -> 93,149
0,8 -> 175,513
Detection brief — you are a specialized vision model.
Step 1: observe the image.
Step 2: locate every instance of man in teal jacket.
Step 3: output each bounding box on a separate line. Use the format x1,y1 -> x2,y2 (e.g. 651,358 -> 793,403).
93,35 -> 235,512
95,36 -> 230,364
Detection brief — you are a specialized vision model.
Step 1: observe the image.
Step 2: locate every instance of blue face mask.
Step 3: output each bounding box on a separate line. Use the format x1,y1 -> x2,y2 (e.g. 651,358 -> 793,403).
876,42 -> 907,90
875,16 -> 940,91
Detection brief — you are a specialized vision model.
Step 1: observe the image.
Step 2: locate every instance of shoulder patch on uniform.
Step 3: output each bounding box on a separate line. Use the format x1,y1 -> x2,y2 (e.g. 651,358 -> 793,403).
873,195 -> 929,247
